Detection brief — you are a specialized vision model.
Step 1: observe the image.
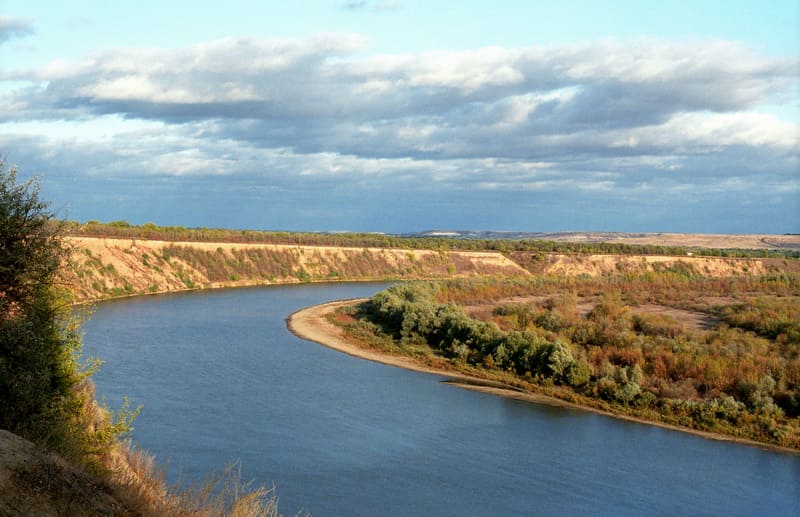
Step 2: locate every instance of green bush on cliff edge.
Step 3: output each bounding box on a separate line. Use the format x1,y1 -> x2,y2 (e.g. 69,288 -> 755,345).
0,160 -> 137,471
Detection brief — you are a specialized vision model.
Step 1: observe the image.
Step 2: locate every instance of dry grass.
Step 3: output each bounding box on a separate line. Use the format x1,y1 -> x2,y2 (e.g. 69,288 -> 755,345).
103,444 -> 179,514
176,464 -> 279,517
105,443 -> 280,517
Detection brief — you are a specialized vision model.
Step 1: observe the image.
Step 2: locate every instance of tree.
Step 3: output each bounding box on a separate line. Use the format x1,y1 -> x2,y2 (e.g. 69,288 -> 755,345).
546,340 -> 575,381
0,161 -> 135,469
0,162 -> 64,311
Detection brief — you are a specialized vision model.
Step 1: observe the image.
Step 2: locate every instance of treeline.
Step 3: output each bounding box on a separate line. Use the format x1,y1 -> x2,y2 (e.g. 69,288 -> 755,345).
347,274 -> 800,448
364,283 -> 594,388
62,220 -> 800,259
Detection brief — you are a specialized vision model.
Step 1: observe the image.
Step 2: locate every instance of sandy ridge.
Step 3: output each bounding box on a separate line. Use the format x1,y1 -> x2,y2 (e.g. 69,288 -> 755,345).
287,300 -> 800,456
64,237 -> 529,303
287,299 -> 449,378
64,236 -> 795,305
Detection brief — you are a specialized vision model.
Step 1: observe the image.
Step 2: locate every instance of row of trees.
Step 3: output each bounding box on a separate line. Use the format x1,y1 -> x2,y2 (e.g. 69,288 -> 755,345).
63,220 -> 800,259
366,283 -> 592,387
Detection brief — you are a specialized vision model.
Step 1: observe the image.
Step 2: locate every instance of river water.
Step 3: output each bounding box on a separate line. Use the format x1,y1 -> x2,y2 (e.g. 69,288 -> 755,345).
81,283 -> 800,516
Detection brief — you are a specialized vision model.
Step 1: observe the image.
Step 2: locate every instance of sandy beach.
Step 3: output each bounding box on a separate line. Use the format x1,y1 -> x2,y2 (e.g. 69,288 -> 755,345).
287,299 -> 800,456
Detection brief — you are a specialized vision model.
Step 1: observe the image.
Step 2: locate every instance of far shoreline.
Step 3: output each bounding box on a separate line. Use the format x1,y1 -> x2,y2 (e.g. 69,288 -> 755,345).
287,299 -> 800,457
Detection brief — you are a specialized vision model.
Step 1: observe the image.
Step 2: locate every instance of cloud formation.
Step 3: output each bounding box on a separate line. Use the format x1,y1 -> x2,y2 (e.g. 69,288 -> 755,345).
7,37 -> 793,130
341,1 -> 401,11
1,34 -> 797,231
0,16 -> 34,44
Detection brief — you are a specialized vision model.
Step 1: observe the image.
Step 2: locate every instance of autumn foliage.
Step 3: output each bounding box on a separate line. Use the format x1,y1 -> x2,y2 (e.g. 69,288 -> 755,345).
347,273 -> 800,449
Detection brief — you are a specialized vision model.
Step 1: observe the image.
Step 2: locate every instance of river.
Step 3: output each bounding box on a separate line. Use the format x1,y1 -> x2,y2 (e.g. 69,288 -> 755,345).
81,283 -> 800,516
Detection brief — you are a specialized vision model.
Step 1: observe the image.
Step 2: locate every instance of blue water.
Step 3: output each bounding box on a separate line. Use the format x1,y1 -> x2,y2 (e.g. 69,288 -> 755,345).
81,283 -> 800,516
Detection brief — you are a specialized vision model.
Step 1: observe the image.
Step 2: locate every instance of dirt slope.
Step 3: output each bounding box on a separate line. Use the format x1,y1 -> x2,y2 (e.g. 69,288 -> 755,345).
62,237 -> 530,303
62,237 -> 797,304
509,252 -> 792,277
0,431 -> 130,517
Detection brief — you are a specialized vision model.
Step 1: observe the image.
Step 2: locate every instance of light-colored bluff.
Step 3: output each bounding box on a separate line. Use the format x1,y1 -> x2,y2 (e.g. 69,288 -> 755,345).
62,237 -> 792,303
63,237 -> 529,302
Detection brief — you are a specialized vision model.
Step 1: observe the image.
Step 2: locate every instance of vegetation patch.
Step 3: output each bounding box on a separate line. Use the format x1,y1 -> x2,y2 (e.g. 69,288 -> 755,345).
64,220 -> 800,259
336,274 -> 800,450
0,163 -> 138,471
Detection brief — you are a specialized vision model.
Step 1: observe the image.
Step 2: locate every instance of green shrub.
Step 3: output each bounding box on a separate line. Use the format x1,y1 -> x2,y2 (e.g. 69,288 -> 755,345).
0,162 -> 137,470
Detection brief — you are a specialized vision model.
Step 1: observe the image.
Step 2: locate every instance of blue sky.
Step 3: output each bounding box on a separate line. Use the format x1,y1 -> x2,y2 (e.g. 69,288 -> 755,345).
1,1 -> 798,233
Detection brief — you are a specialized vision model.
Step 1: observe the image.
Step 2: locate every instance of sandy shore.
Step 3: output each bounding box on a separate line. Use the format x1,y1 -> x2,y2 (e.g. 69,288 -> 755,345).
287,299 -> 450,377
287,299 -> 799,456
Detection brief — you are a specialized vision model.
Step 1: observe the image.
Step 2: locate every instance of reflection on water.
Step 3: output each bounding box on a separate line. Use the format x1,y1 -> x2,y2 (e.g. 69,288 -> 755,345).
83,283 -> 800,516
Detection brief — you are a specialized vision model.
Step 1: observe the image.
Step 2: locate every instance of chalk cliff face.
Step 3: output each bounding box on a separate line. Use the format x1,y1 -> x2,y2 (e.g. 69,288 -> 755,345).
61,237 -> 791,304
61,237 -> 531,303
505,252 -> 790,277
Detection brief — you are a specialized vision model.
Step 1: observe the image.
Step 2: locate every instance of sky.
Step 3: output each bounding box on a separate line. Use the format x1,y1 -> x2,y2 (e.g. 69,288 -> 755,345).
1,1 -> 798,234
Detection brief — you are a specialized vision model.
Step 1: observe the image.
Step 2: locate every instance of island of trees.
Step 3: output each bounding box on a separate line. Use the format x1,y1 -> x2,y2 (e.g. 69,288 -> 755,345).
331,273 -> 799,450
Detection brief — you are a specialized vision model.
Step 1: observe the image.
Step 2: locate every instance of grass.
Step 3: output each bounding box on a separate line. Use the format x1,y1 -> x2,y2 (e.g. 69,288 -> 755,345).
105,444 -> 282,516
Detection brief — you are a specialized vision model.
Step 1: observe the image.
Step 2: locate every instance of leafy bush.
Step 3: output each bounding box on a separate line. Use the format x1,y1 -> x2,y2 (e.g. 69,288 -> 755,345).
0,162 -> 137,470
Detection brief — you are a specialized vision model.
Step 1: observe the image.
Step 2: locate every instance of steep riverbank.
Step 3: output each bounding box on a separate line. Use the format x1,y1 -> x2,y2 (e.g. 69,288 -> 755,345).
62,237 -> 793,303
287,300 -> 800,456
62,237 -> 528,303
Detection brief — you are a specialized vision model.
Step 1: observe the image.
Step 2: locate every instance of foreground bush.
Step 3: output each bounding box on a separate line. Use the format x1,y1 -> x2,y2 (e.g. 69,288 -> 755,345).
0,162 -> 281,514
0,161 -> 137,469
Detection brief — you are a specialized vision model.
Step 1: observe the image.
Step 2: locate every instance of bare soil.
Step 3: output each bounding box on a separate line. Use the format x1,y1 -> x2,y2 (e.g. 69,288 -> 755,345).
464,296 -> 717,331
0,431 -> 131,517
64,236 -> 798,304
600,233 -> 800,250
630,304 -> 718,331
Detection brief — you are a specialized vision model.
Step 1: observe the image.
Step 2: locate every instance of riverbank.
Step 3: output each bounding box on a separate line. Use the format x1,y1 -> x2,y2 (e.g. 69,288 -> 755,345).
62,236 -> 529,303
62,236 -> 796,304
287,299 -> 800,456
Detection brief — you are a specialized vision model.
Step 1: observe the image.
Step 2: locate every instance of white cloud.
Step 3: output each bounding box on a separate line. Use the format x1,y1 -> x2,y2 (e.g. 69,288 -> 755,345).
1,34 -> 797,231
660,112 -> 798,148
7,36 -> 793,124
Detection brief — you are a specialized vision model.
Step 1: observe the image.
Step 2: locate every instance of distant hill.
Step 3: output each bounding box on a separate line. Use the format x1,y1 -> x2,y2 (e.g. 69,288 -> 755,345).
64,221 -> 800,253
406,231 -> 800,250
